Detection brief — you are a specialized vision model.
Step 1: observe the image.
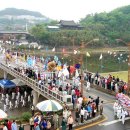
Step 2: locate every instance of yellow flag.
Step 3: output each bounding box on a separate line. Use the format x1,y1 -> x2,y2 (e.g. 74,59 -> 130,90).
86,52 -> 90,57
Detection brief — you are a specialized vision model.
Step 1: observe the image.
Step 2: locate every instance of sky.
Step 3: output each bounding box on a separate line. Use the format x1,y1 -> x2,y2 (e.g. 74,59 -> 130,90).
1,0 -> 130,21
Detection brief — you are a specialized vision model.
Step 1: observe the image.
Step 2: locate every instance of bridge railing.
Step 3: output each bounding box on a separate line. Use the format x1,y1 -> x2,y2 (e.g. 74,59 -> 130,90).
0,63 -> 63,103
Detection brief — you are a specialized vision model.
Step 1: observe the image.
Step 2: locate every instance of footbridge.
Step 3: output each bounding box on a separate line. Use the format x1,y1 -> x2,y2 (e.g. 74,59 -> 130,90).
0,62 -> 72,106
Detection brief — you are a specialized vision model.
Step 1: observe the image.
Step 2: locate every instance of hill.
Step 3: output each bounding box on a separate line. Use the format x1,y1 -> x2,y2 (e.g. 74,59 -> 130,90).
80,5 -> 130,46
0,8 -> 51,31
0,8 -> 44,17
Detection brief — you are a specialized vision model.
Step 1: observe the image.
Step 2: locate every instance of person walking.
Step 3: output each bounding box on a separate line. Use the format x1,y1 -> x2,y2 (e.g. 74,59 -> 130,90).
95,97 -> 100,112
9,101 -> 13,110
75,108 -> 80,125
67,115 -> 73,130
20,95 -> 23,102
11,120 -> 18,130
22,99 -> 25,107
3,123 -> 8,130
28,95 -> 31,102
46,120 -> 51,130
29,117 -> 34,130
19,122 -> 24,130
100,101 -> 103,115
7,120 -> 12,130
80,106 -> 85,123
4,103 -> 7,112
12,92 -> 15,100
1,93 -> 5,100
121,108 -> 128,124
5,97 -> 9,106
15,100 -> 18,108
61,117 -> 67,130
53,112 -> 59,130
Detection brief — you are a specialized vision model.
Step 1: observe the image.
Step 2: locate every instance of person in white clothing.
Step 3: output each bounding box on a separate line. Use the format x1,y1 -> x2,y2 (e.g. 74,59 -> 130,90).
15,100 -> 18,108
20,95 -> 23,102
117,104 -> 122,119
17,91 -> 20,99
4,104 -> 7,112
121,109 -> 127,124
6,93 -> 9,99
113,101 -> 118,116
78,96 -> 83,106
80,106 -> 85,123
24,91 -> 27,98
28,95 -> 31,102
5,98 -> 9,106
63,108 -> 68,121
12,92 -> 15,99
86,81 -> 90,91
22,99 -> 25,107
3,123 -> 8,130
1,93 -> 5,100
9,101 -> 13,109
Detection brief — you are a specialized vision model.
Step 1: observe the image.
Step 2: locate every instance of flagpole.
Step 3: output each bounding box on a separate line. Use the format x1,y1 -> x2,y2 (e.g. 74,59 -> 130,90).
86,56 -> 87,71
101,58 -> 102,73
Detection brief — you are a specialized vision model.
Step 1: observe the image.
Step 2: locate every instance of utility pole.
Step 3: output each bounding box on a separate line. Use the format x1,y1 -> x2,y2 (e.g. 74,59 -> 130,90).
80,42 -> 85,96
128,42 -> 130,95
72,37 -> 75,65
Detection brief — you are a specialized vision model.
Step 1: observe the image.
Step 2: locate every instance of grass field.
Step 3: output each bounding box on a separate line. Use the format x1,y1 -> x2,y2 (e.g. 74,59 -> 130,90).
101,71 -> 128,82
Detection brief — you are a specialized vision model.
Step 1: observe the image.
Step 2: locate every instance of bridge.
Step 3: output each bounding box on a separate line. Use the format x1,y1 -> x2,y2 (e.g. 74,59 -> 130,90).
0,62 -> 72,106
0,31 -> 30,35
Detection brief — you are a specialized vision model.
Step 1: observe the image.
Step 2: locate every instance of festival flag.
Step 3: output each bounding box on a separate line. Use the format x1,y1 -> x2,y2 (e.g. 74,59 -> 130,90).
99,53 -> 103,60
52,47 -> 55,52
27,56 -> 33,67
32,56 -> 36,67
54,55 -> 58,63
58,61 -> 62,66
86,52 -> 90,57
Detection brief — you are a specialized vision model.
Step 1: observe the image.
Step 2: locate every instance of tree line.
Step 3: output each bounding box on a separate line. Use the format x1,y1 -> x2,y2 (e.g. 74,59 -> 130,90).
29,5 -> 130,48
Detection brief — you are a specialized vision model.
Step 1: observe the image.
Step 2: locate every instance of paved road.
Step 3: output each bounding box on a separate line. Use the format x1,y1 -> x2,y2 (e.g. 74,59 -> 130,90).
75,87 -> 130,130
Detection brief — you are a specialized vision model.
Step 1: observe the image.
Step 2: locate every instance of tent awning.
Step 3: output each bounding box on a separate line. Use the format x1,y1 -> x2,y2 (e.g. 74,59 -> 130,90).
0,79 -> 16,89
11,79 -> 25,86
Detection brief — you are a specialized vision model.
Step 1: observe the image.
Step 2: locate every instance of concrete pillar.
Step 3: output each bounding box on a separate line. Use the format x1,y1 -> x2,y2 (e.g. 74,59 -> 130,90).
4,71 -> 7,79
32,90 -> 39,107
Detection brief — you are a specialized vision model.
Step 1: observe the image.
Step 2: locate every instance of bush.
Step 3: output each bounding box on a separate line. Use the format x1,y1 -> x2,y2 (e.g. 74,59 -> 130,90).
21,112 -> 32,122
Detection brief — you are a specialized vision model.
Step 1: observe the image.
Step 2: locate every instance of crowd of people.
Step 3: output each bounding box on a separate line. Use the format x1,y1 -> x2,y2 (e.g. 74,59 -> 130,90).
84,72 -> 127,94
28,95 -> 103,130
0,86 -> 33,112
113,100 -> 128,124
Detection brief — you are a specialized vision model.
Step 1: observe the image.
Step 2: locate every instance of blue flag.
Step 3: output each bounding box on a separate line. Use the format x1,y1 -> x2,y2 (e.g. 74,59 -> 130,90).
27,56 -> 33,67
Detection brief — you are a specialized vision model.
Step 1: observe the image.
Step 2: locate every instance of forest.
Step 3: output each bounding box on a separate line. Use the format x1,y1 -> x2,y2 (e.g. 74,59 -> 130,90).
29,5 -> 130,48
